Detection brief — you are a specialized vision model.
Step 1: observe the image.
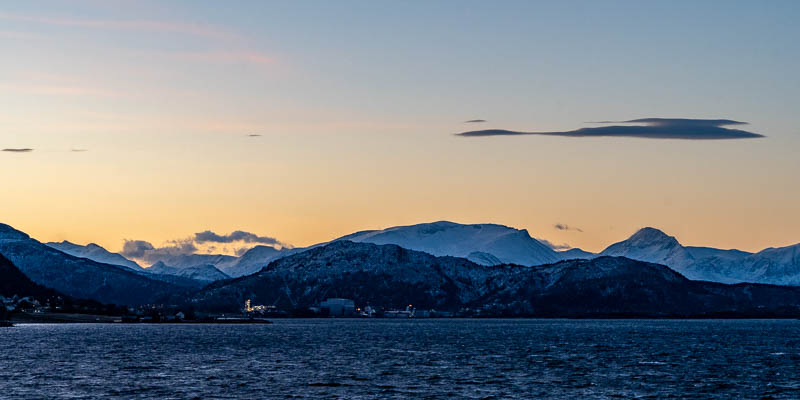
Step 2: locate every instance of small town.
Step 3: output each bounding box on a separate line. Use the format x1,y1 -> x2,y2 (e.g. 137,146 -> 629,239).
245,298 -> 457,318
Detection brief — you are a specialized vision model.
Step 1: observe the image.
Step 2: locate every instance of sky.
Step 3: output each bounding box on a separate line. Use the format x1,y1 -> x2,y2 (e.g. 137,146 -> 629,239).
1,0 -> 799,256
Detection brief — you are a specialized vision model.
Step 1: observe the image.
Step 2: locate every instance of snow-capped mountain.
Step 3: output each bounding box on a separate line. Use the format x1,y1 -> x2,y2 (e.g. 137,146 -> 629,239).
600,227 -> 697,278
221,245 -> 298,277
335,221 -> 560,266
146,261 -> 230,283
692,243 -> 800,285
685,246 -> 751,261
46,241 -> 142,271
556,248 -> 596,260
600,227 -> 800,285
144,253 -> 237,271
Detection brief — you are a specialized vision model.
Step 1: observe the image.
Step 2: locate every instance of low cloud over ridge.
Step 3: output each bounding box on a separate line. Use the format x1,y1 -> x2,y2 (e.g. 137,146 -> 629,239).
194,230 -> 283,246
121,229 -> 290,264
457,118 -> 764,140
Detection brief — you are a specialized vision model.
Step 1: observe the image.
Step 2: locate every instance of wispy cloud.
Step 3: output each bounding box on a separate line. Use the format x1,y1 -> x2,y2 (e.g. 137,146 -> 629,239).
1,83 -> 117,97
247,134 -> 262,137
71,149 -> 88,152
457,118 -> 765,140
0,11 -> 234,39
464,119 -> 486,123
2,148 -> 33,153
554,223 -> 583,232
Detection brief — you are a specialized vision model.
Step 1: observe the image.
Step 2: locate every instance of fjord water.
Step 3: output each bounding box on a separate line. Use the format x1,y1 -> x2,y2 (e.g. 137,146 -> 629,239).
2,320 -> 799,399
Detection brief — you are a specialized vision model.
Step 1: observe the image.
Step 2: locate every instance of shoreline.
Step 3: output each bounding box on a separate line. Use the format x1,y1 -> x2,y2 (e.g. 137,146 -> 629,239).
6,314 -> 800,325
8,312 -> 272,324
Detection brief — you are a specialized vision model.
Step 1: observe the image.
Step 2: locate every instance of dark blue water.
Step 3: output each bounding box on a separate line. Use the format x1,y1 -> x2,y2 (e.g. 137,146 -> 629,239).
2,319 -> 800,399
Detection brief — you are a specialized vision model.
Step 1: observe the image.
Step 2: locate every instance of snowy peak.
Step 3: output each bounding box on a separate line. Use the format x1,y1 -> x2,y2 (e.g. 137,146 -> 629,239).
221,245 -> 294,277
626,227 -> 680,247
557,248 -> 596,260
600,227 -> 695,277
335,221 -> 559,266
45,240 -> 142,271
602,227 -> 683,254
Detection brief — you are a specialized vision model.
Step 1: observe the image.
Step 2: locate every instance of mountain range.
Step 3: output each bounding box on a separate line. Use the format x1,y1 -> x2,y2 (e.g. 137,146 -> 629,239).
22,222 -> 800,287
599,227 -> 800,285
3,220 -> 800,312
147,261 -> 230,283
187,240 -> 800,317
0,223 -> 181,305
46,240 -> 143,271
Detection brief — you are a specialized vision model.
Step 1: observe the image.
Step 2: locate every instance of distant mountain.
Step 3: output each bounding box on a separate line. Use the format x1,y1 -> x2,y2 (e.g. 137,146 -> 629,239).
187,241 -> 800,317
221,245 -> 298,277
685,246 -> 752,261
600,227 -> 800,285
146,261 -> 230,283
600,228 -> 697,277
335,221 -> 560,266
693,243 -> 800,285
144,253 -> 237,270
0,223 -> 181,305
556,248 -> 596,260
46,241 -> 142,271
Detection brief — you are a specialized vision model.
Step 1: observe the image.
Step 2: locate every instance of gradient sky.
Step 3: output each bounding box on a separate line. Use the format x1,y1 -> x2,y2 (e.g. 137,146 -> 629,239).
2,0 -> 799,254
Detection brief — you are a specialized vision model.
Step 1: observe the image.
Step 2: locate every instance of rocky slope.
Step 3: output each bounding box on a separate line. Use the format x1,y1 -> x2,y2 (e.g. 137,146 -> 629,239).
0,223 -> 181,305
0,253 -> 59,300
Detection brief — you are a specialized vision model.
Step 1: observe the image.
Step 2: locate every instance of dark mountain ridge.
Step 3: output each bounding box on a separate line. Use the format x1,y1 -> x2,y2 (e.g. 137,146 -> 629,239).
0,223 -> 182,306
189,241 -> 800,317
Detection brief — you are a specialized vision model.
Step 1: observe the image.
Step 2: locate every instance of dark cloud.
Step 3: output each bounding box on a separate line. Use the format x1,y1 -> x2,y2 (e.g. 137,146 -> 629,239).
554,223 -> 583,232
2,148 -> 33,152
464,119 -> 486,123
121,240 -> 156,259
537,238 -> 572,251
194,230 -> 284,246
121,238 -> 198,263
247,134 -> 262,137
456,118 -> 764,140
122,229 -> 289,263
